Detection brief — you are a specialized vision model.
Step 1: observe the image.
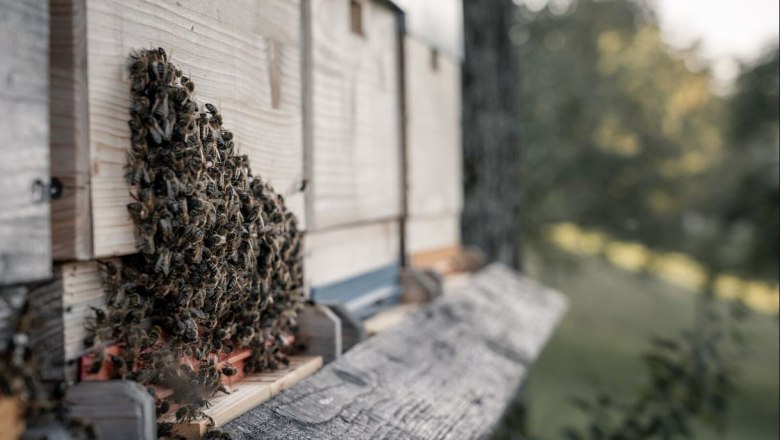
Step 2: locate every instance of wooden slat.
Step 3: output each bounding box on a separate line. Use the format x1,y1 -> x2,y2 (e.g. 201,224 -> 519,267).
406,215 -> 461,255
172,356 -> 323,440
307,0 -> 403,230
405,37 -> 462,219
224,264 -> 567,439
85,0 -> 306,257
50,0 -> 92,260
27,261 -> 107,382
0,0 -> 51,285
305,220 -> 400,288
67,380 -> 156,440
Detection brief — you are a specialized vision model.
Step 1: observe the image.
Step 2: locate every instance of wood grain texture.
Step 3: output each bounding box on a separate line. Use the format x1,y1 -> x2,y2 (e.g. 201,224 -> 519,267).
224,264 -> 568,439
306,0 -> 403,230
305,221 -> 400,288
0,0 -> 51,285
27,261 -> 107,382
50,0 -> 92,261
67,380 -> 156,440
85,0 -> 306,257
171,356 -> 323,440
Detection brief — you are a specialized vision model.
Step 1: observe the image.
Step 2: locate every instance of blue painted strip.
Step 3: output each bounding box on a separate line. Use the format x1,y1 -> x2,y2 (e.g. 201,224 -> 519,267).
312,263 -> 402,319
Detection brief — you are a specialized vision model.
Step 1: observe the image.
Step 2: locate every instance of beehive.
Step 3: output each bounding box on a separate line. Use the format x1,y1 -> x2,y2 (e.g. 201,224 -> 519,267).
400,0 -> 465,271
50,0 -> 305,260
303,0 -> 405,316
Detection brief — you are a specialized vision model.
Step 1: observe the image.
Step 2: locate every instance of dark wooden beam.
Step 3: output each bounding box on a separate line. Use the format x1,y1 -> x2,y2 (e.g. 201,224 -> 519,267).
224,264 -> 567,439
461,0 -> 523,270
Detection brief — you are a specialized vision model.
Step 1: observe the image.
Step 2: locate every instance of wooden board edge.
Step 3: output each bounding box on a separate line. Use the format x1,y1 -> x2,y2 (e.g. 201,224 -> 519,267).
172,356 -> 323,439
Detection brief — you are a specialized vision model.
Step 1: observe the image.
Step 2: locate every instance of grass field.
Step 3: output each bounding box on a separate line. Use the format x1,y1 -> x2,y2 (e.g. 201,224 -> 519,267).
521,253 -> 779,440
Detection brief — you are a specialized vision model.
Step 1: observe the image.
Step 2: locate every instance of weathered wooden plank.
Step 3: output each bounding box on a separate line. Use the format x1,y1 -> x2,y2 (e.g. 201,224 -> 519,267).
67,380 -> 156,440
27,261 -> 107,382
84,0 -> 306,257
171,356 -> 323,440
0,0 -> 51,285
305,220 -> 400,288
224,264 -> 568,439
306,0 -> 403,230
50,0 -> 92,261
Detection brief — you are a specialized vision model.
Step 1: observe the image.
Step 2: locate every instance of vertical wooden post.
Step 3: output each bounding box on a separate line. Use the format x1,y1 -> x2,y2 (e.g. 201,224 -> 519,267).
50,0 -> 92,261
461,0 -> 523,271
0,0 -> 51,285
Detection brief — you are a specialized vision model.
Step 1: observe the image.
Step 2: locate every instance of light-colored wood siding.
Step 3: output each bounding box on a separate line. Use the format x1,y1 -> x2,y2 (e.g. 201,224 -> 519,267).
404,36 -> 462,254
0,0 -> 51,285
83,0 -> 305,257
306,0 -> 403,231
305,221 -> 400,288
406,215 -> 460,255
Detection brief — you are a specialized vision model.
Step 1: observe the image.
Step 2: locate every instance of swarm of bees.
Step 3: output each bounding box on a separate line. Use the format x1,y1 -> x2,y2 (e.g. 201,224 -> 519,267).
85,47 -> 304,432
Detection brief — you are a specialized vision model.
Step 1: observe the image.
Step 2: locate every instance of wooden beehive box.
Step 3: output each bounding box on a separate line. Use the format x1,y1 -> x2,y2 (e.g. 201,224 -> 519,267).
50,0 -> 306,260
303,0 -> 405,316
399,0 -> 465,272
404,36 -> 462,268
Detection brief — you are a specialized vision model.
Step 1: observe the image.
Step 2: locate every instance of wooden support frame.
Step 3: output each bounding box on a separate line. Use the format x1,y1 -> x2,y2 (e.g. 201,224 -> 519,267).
223,264 -> 568,438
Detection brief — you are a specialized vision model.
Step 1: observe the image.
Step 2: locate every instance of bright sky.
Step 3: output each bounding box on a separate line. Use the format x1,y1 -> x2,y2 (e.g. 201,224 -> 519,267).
521,0 -> 779,83
652,0 -> 779,82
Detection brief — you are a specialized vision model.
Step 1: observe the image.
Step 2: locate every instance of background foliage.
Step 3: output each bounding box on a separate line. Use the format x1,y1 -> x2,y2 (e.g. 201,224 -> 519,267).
504,0 -> 779,438
515,0 -> 779,283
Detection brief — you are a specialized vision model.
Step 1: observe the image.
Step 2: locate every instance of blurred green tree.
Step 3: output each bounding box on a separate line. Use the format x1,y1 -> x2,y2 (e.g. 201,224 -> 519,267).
516,0 -> 779,283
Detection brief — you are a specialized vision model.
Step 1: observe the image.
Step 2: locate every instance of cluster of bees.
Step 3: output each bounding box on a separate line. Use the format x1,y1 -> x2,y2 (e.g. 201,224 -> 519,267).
1,295 -> 50,419
85,47 -> 304,433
